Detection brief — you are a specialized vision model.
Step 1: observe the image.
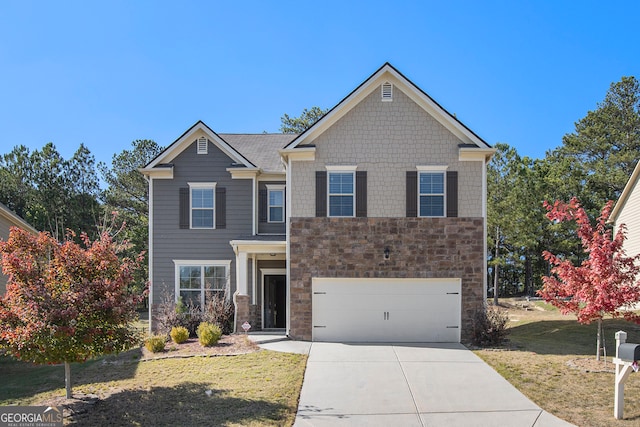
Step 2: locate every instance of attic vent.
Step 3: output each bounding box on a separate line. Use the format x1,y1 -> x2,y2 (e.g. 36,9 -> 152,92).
197,137 -> 208,154
381,82 -> 393,101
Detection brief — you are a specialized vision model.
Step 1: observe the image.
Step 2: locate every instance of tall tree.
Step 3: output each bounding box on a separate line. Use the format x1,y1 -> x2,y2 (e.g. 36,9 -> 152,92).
280,106 -> 328,133
554,76 -> 640,211
0,145 -> 34,218
99,139 -> 164,298
0,226 -> 145,398
539,198 -> 640,360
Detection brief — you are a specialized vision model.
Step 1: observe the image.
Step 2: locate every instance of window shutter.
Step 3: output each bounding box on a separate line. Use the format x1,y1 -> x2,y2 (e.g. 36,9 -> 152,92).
216,187 -> 226,228
259,189 -> 268,222
356,171 -> 367,217
179,188 -> 190,229
446,171 -> 458,218
316,171 -> 327,217
406,171 -> 417,217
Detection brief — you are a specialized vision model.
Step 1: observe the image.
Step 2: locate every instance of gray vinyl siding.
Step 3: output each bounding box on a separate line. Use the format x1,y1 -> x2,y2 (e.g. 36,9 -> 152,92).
258,181 -> 286,234
151,140 -> 253,305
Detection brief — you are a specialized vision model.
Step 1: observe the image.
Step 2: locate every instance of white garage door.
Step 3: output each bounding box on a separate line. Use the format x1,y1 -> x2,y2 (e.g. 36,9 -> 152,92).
312,278 -> 461,343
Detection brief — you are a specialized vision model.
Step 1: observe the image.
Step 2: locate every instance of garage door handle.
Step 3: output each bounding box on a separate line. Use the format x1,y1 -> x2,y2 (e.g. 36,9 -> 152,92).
383,311 -> 390,320
314,292 -> 326,295
446,326 -> 459,329
446,292 -> 459,295
314,325 -> 327,328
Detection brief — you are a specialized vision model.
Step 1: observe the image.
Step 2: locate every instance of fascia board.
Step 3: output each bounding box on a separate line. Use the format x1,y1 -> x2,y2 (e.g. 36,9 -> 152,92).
610,160 -> 640,223
145,121 -> 256,170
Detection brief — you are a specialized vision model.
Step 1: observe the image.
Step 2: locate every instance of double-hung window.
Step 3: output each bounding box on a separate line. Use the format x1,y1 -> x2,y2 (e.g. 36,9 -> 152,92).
175,261 -> 230,307
418,169 -> 445,217
190,183 -> 216,228
328,168 -> 355,217
267,185 -> 285,223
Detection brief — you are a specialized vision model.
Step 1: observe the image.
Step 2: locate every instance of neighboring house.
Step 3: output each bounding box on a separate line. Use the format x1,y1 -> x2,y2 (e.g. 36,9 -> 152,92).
141,63 -> 495,343
0,202 -> 38,294
611,161 -> 640,259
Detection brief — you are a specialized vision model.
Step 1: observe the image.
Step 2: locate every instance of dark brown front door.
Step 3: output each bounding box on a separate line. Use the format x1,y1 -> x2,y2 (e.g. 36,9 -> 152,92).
264,275 -> 286,329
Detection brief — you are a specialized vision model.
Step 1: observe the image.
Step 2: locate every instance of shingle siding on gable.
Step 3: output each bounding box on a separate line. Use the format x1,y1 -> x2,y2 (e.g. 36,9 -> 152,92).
617,177 -> 640,258
151,140 -> 253,306
290,86 -> 484,218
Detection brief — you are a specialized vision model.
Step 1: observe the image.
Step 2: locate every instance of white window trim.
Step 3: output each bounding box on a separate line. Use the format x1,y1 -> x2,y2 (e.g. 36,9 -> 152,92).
326,166 -> 357,218
266,184 -> 285,223
188,182 -> 216,229
197,137 -> 208,154
174,260 -> 232,307
417,168 -> 447,218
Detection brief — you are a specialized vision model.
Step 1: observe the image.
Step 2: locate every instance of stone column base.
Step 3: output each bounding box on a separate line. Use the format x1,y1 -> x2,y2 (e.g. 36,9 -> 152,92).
234,294 -> 251,333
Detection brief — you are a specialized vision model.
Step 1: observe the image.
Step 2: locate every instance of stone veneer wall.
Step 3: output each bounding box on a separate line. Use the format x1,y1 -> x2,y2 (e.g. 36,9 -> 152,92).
288,217 -> 485,342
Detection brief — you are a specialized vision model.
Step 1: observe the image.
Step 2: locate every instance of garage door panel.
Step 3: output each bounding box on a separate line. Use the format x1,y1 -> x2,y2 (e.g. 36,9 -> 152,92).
312,278 -> 461,343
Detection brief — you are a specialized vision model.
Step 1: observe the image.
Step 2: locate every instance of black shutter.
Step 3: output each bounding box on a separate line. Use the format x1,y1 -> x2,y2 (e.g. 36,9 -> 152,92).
446,171 -> 458,218
356,171 -> 367,217
179,188 -> 189,229
216,187 -> 226,228
259,189 -> 268,222
406,171 -> 417,217
316,171 -> 327,217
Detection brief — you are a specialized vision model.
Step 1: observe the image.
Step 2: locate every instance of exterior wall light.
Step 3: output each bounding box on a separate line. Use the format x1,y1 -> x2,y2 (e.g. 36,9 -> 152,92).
384,247 -> 390,260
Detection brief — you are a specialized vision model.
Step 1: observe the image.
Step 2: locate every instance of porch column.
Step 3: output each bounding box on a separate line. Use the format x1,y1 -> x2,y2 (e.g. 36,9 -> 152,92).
233,250 -> 250,333
236,250 -> 248,295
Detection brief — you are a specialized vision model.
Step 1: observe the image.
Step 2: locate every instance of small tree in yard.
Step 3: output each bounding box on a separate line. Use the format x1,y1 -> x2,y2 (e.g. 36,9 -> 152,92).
540,197 -> 640,360
0,226 -> 146,398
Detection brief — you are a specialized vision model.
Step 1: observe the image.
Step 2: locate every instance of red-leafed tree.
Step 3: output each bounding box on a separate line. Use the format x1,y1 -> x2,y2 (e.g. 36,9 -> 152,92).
540,197 -> 640,360
0,226 -> 146,398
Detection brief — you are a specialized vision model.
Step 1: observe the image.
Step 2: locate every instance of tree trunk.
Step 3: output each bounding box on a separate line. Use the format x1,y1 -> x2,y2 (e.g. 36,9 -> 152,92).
596,318 -> 603,361
493,226 -> 500,305
65,361 -> 72,399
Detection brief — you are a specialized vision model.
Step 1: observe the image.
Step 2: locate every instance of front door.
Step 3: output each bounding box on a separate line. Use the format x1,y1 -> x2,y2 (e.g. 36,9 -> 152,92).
264,275 -> 286,329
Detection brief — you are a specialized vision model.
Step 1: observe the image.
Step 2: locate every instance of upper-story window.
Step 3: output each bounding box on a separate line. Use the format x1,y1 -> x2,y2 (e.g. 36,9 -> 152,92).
418,171 -> 445,217
267,185 -> 285,223
328,168 -> 355,217
190,182 -> 216,228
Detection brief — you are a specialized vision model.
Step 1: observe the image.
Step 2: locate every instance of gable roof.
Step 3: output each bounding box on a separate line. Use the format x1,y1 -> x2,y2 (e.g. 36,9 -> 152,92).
0,202 -> 37,234
142,121 -> 257,171
284,62 -> 492,151
610,160 -> 640,224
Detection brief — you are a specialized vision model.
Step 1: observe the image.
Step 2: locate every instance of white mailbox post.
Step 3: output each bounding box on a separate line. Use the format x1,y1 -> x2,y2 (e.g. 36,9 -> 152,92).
613,330 -> 639,419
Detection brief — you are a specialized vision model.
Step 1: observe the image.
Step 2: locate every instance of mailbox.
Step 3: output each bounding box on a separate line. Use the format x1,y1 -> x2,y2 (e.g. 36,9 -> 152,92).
618,343 -> 640,362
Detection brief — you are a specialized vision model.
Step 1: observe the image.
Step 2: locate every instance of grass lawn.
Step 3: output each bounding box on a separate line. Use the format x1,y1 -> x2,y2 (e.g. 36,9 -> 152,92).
0,313 -> 307,426
475,299 -> 640,427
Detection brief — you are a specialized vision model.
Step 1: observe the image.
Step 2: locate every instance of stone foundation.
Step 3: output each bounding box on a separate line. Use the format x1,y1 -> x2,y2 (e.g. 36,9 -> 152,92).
234,294 -> 250,333
288,217 -> 485,342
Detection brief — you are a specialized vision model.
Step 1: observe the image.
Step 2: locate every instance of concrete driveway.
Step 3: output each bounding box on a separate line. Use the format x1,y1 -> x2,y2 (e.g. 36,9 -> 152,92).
292,342 -> 574,427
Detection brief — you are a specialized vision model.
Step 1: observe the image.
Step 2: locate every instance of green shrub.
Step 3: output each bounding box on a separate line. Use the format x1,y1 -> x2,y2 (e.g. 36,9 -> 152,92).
197,322 -> 222,347
170,326 -> 189,344
144,335 -> 166,353
471,306 -> 509,347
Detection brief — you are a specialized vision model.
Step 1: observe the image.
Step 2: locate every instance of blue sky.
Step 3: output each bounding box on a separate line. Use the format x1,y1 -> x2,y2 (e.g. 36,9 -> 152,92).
1,1 -> 638,167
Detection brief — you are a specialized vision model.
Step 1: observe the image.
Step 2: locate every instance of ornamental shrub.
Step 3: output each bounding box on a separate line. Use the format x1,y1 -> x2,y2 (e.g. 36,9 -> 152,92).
471,306 -> 509,347
144,335 -> 166,353
197,322 -> 222,347
170,326 -> 189,344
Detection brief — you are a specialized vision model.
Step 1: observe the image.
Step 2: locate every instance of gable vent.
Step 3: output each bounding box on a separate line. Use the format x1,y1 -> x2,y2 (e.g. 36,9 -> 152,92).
197,137 -> 208,154
381,82 -> 393,101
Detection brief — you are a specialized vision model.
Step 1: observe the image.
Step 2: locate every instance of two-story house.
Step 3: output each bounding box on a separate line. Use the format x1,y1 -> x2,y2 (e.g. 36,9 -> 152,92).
141,63 -> 494,343
0,202 -> 38,294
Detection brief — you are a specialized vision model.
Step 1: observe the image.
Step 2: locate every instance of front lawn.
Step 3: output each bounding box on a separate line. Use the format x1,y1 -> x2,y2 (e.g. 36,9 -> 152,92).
475,299 -> 640,427
0,347 -> 307,426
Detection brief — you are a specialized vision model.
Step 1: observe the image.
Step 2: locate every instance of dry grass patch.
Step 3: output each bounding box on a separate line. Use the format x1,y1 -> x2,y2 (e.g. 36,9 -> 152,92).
1,338 -> 307,426
475,299 -> 640,426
